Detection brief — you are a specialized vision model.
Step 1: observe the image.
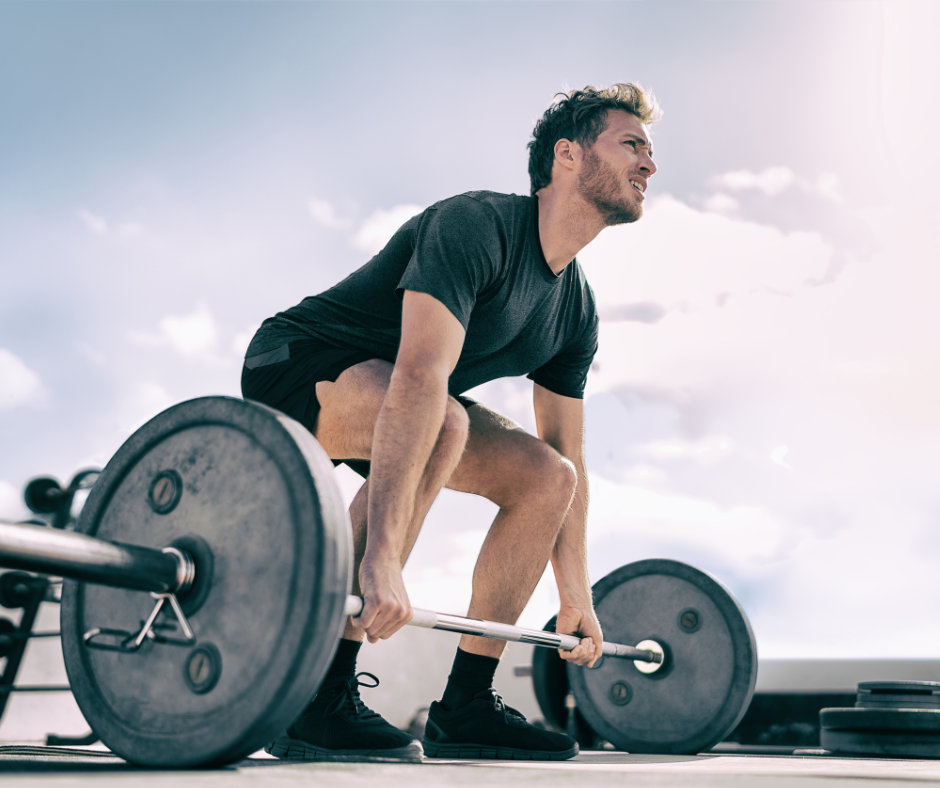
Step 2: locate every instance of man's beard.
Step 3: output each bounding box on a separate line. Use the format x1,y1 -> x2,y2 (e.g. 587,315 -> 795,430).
577,147 -> 643,226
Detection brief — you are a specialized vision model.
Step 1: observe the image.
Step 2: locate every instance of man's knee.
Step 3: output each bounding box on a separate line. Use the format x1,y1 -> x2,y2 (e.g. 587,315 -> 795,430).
543,448 -> 578,509
437,397 -> 470,456
503,439 -> 577,513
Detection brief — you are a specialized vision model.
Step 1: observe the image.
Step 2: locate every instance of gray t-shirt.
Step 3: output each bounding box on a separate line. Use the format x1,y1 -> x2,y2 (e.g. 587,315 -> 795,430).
248,191 -> 598,399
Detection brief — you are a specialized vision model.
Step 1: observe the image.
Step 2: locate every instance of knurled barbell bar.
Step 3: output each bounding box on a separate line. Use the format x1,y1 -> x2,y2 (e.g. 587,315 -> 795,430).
0,396 -> 757,767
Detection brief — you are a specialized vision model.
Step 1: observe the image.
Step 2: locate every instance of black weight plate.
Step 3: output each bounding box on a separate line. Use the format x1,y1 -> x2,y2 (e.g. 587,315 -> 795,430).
859,680 -> 940,693
821,728 -> 940,758
856,697 -> 940,709
60,397 -> 352,767
855,681 -> 940,709
567,559 -> 757,754
23,477 -> 62,514
0,571 -> 38,609
531,616 -> 568,732
0,617 -> 16,657
821,707 -> 940,732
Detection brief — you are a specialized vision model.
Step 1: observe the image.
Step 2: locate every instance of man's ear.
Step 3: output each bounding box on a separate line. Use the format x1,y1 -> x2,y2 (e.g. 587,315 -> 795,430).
553,138 -> 580,172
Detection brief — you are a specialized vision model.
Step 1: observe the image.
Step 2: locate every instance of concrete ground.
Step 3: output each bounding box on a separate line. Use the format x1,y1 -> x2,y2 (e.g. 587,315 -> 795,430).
3,748 -> 940,787
6,571 -> 940,788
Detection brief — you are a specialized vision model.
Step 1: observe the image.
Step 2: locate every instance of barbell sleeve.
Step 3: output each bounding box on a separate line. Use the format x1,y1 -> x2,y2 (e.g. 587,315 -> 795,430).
343,594 -> 662,663
0,520 -> 187,595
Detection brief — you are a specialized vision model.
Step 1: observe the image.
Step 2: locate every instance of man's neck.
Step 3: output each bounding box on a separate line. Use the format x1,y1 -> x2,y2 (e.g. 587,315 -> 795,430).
536,187 -> 606,275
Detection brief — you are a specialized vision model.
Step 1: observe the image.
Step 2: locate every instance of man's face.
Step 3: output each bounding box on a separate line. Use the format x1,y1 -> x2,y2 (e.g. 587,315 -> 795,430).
576,110 -> 657,226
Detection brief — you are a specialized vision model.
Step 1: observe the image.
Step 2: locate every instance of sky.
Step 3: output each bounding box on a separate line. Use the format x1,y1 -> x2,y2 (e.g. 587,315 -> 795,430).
2,0 -> 940,667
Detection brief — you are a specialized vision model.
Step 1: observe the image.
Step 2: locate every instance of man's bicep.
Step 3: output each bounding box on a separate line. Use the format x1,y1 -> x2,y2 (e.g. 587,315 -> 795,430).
532,383 -> 585,460
398,290 -> 466,378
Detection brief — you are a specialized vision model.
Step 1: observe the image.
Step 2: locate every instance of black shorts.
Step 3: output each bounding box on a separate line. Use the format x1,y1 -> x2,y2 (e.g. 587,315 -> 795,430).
241,338 -> 476,479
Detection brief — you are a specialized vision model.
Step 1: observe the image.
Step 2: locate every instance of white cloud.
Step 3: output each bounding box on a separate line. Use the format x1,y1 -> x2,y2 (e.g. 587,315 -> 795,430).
129,302 -> 227,365
580,195 -> 833,315
78,209 -> 108,234
308,199 -> 353,230
121,381 -> 176,434
77,209 -> 145,235
715,166 -> 797,196
307,200 -> 425,255
814,172 -> 843,203
78,343 -> 107,368
159,306 -> 219,357
0,480 -> 27,521
0,349 -> 47,410
353,204 -> 423,255
769,445 -> 793,470
712,167 -> 843,202
703,192 -> 740,215
586,471 -> 786,568
231,324 -> 260,358
639,435 -> 733,466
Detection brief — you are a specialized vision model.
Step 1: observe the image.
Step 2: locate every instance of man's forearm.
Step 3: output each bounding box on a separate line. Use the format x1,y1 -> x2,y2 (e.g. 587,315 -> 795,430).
365,367 -> 450,562
550,455 -> 591,603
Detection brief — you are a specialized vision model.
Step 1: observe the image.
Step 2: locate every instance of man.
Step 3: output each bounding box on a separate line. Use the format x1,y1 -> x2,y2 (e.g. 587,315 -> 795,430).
242,83 -> 659,762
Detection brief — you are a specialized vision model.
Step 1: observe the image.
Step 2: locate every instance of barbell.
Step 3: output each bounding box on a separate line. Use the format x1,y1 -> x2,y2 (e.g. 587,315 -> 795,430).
0,521 -> 660,662
0,396 -> 757,766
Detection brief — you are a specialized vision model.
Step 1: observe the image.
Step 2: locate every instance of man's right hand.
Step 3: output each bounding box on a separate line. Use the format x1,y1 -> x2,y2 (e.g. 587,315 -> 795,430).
353,291 -> 465,644
353,556 -> 413,643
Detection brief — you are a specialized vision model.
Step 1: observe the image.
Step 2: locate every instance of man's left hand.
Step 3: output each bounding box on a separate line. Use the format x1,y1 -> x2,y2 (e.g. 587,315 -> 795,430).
555,603 -> 604,668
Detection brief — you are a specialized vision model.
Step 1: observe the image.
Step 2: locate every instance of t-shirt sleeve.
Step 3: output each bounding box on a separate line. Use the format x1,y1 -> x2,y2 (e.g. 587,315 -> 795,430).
526,293 -> 599,400
396,197 -> 504,329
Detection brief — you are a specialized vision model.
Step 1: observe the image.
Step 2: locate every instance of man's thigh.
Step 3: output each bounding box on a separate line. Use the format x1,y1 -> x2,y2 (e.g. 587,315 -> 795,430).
242,339 -> 378,441
314,359 -> 394,459
445,403 -> 562,508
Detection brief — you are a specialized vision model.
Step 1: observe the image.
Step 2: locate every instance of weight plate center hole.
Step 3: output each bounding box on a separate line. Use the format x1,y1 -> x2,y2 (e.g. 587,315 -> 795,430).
634,639 -> 668,676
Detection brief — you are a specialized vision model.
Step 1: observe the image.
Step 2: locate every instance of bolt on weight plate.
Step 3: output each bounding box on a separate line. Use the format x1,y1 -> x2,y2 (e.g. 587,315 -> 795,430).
567,559 -> 757,755
185,643 -> 222,694
678,609 -> 701,633
60,397 -> 352,768
610,682 -> 632,706
148,470 -> 183,515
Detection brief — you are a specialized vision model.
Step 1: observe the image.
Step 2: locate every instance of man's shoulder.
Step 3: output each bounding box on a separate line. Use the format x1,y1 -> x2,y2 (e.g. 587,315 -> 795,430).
429,190 -> 531,220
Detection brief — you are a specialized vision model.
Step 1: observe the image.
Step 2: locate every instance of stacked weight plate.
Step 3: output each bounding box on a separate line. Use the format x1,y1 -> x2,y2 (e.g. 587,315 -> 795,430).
821,681 -> 940,758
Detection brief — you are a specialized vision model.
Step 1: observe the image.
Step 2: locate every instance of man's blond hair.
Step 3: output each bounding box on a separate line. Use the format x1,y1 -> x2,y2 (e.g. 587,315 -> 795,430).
527,83 -> 662,195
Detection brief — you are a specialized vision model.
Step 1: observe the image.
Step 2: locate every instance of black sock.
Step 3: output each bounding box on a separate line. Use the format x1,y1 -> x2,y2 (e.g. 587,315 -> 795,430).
439,648 -> 500,710
324,638 -> 362,684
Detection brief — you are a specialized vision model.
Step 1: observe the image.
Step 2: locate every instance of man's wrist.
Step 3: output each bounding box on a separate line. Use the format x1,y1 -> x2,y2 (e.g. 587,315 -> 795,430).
362,540 -> 402,565
552,558 -> 591,600
557,582 -> 593,607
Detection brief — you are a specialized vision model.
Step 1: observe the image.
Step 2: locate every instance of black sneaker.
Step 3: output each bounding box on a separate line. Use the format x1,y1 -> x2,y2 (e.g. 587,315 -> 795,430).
423,688 -> 578,760
265,672 -> 423,762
